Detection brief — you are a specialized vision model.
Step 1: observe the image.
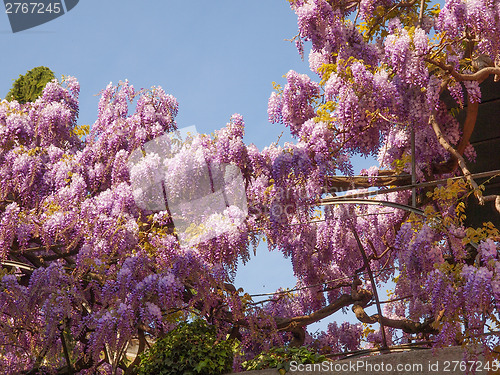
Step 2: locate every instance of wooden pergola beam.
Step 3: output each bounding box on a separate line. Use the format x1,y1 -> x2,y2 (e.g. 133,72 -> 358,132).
324,172 -> 412,193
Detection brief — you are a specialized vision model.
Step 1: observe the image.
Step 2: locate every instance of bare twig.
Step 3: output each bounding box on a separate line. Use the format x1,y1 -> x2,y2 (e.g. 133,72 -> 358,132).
351,226 -> 388,348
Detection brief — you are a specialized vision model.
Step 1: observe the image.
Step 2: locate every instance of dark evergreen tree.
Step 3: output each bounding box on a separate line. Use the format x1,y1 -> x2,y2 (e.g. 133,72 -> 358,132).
6,66 -> 55,104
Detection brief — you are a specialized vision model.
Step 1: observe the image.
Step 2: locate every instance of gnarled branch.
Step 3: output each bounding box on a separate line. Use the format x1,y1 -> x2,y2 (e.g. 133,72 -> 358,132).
352,304 -> 439,335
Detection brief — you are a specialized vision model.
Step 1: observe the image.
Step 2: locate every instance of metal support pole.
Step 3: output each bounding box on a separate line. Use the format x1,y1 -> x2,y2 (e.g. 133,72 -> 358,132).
411,128 -> 417,207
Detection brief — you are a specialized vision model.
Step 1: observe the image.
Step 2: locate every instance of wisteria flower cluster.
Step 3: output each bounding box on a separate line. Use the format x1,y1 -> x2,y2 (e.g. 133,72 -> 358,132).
1,0 -> 500,373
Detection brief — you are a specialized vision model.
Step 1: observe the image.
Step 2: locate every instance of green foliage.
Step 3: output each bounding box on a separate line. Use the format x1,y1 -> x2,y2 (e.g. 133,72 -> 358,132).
242,346 -> 327,374
137,319 -> 234,375
6,66 -> 55,104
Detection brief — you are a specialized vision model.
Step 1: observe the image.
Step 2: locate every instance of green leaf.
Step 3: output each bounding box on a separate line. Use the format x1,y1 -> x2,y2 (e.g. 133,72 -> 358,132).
137,319 -> 233,375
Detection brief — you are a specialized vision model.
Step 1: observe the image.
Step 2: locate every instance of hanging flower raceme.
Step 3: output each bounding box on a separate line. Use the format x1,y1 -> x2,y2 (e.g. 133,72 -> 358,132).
268,70 -> 320,137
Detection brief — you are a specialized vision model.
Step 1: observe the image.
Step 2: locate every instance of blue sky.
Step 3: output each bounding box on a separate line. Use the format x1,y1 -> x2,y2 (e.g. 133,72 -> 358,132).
1,0 -> 376,331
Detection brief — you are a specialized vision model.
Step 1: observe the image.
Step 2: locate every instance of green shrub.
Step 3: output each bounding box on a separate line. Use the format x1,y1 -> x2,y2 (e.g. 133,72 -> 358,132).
137,320 -> 234,375
242,346 -> 327,374
6,66 -> 55,104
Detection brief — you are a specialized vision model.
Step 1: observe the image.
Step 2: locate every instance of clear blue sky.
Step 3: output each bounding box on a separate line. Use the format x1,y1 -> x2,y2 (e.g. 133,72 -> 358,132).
1,0 -> 376,331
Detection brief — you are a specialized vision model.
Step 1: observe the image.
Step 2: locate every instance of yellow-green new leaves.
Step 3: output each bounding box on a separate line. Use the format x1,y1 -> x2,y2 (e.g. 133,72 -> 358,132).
72,124 -> 90,139
464,222 -> 500,246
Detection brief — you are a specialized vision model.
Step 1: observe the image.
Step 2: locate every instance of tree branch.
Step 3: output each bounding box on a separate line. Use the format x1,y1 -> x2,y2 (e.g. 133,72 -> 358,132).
352,304 -> 438,334
418,0 -> 425,28
429,113 -> 485,204
275,294 -> 356,331
433,98 -> 479,174
456,100 -> 479,155
365,0 -> 418,40
425,58 -> 500,82
484,194 -> 500,214
60,328 -> 73,375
